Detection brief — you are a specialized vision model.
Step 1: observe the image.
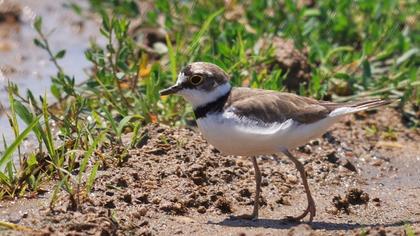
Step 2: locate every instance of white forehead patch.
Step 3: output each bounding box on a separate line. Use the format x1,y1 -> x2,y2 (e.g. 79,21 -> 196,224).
176,72 -> 187,85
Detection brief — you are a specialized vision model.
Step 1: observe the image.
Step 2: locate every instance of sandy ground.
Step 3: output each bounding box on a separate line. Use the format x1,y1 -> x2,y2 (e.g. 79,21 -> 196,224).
0,107 -> 419,235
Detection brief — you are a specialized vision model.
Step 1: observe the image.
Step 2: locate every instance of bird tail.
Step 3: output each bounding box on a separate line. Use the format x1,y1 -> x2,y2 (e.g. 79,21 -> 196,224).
327,99 -> 393,117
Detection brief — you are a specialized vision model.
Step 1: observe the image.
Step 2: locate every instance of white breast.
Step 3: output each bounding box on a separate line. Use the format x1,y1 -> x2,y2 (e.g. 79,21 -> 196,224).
196,111 -> 341,156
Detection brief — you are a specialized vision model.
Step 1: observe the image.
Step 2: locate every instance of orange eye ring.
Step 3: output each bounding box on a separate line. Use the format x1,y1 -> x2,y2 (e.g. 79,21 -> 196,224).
189,75 -> 203,85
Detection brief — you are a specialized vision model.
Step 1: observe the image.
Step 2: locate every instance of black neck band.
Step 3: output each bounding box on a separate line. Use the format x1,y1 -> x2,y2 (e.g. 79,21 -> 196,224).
194,89 -> 231,119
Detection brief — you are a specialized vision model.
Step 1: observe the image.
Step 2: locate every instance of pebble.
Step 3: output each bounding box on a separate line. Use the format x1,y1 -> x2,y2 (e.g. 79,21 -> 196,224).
152,197 -> 161,204
138,206 -> 148,217
371,159 -> 383,166
261,178 -> 269,187
286,174 -> 298,184
123,194 -> 132,204
343,160 -> 357,172
372,197 -> 381,207
197,206 -> 206,214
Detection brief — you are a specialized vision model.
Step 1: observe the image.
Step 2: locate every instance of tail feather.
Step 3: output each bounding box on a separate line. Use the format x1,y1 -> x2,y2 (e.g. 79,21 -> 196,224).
327,99 -> 392,117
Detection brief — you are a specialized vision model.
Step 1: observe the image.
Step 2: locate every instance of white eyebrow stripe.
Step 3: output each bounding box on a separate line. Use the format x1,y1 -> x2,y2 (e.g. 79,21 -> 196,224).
192,68 -> 213,76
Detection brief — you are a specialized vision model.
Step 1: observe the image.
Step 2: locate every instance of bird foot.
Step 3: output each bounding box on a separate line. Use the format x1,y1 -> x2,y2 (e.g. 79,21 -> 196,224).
286,201 -> 316,223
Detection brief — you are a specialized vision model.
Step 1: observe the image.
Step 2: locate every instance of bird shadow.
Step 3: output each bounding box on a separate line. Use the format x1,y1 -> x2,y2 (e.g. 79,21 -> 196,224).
208,217 -> 419,231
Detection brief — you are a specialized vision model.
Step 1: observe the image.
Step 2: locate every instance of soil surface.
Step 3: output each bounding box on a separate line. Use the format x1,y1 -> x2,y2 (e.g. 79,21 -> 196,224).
0,107 -> 419,235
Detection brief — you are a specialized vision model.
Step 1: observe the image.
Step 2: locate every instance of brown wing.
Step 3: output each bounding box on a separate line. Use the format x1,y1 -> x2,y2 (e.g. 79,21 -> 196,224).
225,88 -> 331,124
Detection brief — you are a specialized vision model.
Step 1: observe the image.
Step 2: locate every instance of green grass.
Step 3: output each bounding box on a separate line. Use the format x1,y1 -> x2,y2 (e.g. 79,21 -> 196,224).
0,0 -> 418,204
405,223 -> 416,236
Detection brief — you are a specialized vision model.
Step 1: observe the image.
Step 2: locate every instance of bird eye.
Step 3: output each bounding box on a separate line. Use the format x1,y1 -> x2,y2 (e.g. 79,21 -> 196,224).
189,75 -> 203,85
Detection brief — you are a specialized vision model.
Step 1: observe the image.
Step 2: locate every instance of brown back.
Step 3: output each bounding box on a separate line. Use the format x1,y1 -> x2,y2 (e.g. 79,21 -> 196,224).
225,88 -> 333,124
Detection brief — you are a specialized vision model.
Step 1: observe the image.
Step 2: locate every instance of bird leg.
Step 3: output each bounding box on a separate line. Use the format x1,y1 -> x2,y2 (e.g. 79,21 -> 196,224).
282,149 -> 316,222
234,156 -> 261,220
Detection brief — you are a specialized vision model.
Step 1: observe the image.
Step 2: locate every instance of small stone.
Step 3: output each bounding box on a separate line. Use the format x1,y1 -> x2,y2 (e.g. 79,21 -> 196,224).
279,186 -> 291,193
371,159 -> 383,166
133,207 -> 148,219
160,201 -> 187,215
276,196 -> 291,206
343,160 -> 357,172
323,132 -> 340,145
325,206 -> 339,215
286,174 -> 298,184
138,206 -> 148,217
310,140 -> 320,146
332,195 -> 350,214
261,178 -> 269,187
137,193 -> 149,204
122,194 -> 132,204
326,152 -> 339,163
152,197 -> 161,204
197,206 -> 206,214
298,145 -> 312,154
139,220 -> 149,227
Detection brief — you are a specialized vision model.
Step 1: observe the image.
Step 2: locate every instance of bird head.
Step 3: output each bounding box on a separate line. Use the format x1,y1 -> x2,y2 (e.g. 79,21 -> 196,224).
159,62 -> 231,108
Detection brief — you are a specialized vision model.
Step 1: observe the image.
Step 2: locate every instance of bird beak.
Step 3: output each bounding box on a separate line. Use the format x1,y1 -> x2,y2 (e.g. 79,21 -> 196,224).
159,84 -> 182,96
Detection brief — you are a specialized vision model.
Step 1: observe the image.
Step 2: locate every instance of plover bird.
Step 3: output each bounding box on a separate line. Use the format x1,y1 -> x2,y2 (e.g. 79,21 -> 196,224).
160,62 -> 390,222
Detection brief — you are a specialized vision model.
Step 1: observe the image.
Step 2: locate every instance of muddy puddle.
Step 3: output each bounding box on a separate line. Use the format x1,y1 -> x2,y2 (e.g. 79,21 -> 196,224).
0,0 -> 100,148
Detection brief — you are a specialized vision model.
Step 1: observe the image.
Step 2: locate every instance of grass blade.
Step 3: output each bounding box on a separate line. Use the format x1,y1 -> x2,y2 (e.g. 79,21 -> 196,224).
116,114 -> 143,138
166,34 -> 177,82
86,161 -> 100,193
77,131 -> 106,183
186,8 -> 224,55
42,94 -> 56,160
0,116 -> 40,169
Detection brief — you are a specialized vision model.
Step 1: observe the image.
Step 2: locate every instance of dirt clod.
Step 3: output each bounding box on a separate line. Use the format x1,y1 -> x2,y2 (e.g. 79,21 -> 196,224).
104,200 -> 116,209
372,197 -> 381,207
255,36 -> 311,91
160,201 -> 188,215
122,194 -> 132,204
239,188 -> 252,198
332,188 -> 370,214
215,197 -> 233,213
332,195 -> 350,214
346,188 -> 370,205
343,160 -> 357,172
326,152 -> 339,163
0,2 -> 21,24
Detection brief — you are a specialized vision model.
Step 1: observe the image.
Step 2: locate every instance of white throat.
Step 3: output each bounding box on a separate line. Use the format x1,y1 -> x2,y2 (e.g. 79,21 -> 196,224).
179,83 -> 231,108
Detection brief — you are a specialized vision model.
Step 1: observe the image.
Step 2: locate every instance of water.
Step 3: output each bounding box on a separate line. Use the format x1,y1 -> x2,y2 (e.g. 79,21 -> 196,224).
0,0 -> 100,149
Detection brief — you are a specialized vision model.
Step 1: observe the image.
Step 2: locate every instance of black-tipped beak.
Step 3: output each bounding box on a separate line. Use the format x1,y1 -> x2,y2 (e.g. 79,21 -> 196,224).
159,84 -> 182,96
